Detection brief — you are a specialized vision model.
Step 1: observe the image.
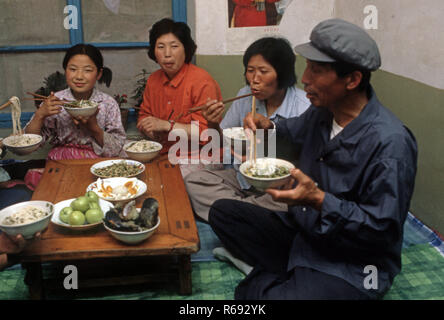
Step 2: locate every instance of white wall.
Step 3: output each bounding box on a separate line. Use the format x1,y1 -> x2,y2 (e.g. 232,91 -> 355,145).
195,0 -> 444,89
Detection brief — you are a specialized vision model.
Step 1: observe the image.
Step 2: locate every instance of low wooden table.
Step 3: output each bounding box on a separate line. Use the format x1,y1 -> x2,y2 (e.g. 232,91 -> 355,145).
19,156 -> 199,299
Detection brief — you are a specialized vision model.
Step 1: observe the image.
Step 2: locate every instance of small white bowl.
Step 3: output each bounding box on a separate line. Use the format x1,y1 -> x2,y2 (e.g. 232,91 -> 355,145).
124,140 -> 162,163
223,127 -> 249,155
64,104 -> 98,118
86,177 -> 147,206
103,216 -> 160,245
52,198 -> 114,231
2,134 -> 42,156
239,158 -> 295,192
0,201 -> 54,239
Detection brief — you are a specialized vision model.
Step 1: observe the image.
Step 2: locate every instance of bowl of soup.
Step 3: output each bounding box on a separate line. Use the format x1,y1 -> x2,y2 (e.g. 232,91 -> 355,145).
239,157 -> 295,192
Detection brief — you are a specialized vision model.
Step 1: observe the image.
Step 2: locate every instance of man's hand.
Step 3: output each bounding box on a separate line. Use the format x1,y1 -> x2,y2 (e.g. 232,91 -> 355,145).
243,112 -> 273,133
266,168 -> 325,211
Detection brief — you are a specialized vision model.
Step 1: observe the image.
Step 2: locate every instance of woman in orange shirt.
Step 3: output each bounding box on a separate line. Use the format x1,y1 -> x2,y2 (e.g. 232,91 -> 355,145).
137,18 -> 222,176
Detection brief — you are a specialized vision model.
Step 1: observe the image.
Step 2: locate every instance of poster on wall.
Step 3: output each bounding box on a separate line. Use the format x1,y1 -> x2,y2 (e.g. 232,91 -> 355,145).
225,0 -> 297,54
227,0 -> 293,28
196,0 -> 335,55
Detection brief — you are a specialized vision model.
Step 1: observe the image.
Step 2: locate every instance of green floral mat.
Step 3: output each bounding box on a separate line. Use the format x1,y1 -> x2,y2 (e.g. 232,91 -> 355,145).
1,243 -> 444,300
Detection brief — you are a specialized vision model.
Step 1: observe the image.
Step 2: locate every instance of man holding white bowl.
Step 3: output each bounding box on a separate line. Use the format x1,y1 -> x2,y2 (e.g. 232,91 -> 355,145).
208,19 -> 418,300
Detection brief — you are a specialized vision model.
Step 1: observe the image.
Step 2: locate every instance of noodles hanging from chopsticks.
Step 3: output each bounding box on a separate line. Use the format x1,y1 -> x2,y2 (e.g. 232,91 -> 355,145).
9,96 -> 23,135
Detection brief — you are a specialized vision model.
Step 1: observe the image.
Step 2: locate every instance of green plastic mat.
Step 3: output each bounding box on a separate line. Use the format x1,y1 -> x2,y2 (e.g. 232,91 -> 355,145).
384,244 -> 444,300
1,243 -> 444,300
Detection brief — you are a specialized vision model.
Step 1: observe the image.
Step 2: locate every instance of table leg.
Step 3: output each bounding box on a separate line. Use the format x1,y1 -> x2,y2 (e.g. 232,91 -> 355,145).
23,262 -> 44,300
178,255 -> 192,295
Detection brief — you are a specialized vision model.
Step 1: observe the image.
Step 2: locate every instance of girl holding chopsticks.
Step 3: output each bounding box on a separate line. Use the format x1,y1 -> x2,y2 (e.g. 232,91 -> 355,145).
25,44 -> 126,160
185,37 -> 310,222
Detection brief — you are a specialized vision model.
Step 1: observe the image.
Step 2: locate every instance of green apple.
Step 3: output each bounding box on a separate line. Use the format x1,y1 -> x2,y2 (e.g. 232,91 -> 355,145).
71,196 -> 90,213
69,211 -> 86,225
89,201 -> 101,210
59,207 -> 73,224
85,191 -> 99,203
85,208 -> 104,224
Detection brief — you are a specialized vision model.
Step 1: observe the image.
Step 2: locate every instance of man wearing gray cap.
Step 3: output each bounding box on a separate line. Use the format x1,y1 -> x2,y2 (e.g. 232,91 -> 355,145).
208,19 -> 418,299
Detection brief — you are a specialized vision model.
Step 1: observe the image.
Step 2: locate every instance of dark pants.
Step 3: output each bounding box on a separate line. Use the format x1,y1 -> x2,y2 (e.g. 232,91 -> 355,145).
0,185 -> 33,210
208,199 -> 370,300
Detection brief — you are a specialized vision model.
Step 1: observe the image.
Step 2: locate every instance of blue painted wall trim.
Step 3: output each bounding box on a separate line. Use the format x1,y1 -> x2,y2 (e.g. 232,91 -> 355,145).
172,0 -> 187,23
0,1 -> 186,53
0,112 -> 34,129
0,110 -> 140,129
67,0 -> 84,45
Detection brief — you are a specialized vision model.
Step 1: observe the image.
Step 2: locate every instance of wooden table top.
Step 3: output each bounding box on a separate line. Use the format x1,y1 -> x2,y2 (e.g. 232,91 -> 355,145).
20,156 -> 199,262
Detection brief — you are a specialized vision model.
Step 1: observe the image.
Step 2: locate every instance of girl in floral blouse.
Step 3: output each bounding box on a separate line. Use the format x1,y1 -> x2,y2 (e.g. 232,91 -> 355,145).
25,44 -> 126,160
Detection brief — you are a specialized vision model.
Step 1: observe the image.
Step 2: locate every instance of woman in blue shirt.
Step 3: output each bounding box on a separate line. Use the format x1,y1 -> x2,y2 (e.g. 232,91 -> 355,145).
184,37 -> 310,222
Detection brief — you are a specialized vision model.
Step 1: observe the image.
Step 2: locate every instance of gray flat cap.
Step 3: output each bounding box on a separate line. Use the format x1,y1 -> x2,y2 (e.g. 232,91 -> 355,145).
294,19 -> 381,71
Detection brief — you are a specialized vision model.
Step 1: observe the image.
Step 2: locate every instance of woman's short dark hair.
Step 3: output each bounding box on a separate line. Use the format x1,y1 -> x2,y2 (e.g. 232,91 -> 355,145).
243,37 -> 297,89
62,44 -> 112,87
147,18 -> 197,64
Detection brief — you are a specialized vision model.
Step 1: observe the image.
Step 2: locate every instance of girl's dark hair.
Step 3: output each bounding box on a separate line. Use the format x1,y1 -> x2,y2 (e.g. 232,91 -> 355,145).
243,37 -> 297,89
62,44 -> 112,87
147,18 -> 197,64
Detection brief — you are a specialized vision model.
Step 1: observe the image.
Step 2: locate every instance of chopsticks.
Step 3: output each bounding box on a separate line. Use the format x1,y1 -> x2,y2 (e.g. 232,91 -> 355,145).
0,100 -> 12,111
249,96 -> 257,164
25,92 -> 78,108
171,92 -> 254,121
187,93 -> 254,115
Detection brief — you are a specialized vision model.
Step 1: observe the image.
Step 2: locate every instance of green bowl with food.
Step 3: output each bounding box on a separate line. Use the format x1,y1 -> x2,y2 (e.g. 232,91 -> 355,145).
64,99 -> 99,118
90,159 -> 145,178
240,157 -> 295,192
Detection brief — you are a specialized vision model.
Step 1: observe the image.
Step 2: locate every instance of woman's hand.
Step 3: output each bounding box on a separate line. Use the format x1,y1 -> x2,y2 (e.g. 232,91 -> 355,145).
201,99 -> 225,129
137,116 -> 171,137
35,92 -> 63,120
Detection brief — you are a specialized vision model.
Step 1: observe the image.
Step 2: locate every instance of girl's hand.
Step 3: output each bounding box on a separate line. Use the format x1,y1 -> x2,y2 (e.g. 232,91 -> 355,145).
71,108 -> 100,133
137,116 -> 170,137
0,232 -> 41,255
201,99 -> 224,129
35,92 -> 63,120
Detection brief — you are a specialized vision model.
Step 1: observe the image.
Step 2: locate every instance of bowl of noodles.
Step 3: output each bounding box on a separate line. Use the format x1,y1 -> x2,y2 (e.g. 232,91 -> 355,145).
124,140 -> 162,162
64,100 -> 99,118
239,157 -> 295,192
2,134 -> 43,156
0,201 -> 54,239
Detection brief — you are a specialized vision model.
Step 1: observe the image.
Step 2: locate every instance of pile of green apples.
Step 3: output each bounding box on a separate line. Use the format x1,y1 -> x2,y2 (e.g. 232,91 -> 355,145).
60,191 -> 104,225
